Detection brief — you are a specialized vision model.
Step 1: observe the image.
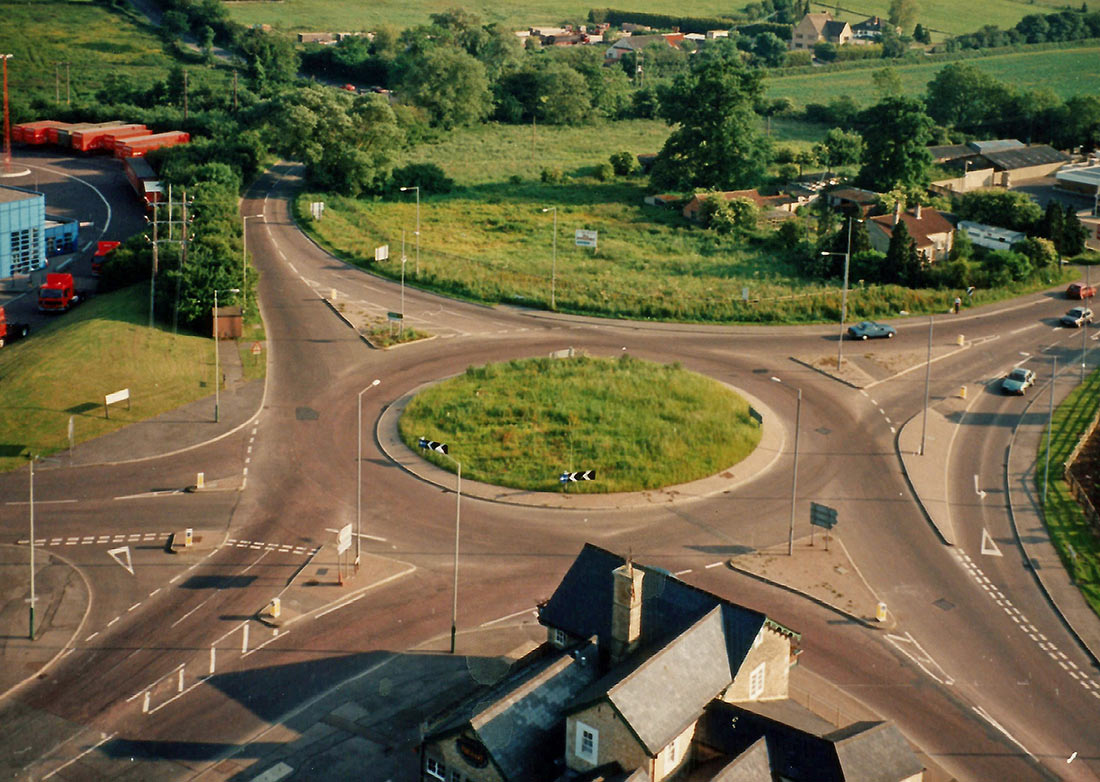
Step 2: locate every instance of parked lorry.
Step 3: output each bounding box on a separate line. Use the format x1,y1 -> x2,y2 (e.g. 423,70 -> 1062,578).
0,307 -> 29,348
38,273 -> 86,313
91,240 -> 121,276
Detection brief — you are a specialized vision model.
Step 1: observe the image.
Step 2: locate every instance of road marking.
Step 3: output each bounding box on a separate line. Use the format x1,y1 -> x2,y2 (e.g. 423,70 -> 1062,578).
973,706 -> 1036,760
705,561 -> 724,569
107,546 -> 134,575
480,607 -> 537,627
1009,324 -> 1040,335
250,762 -> 294,782
890,426 -> 896,433
315,591 -> 371,619
674,568 -> 692,576
107,617 -> 119,627
41,732 -> 117,780
6,499 -> 77,506
980,529 -> 1002,556
885,632 -> 954,685
974,475 -> 987,500
85,632 -> 98,642
128,602 -> 141,612
171,596 -> 213,628
325,527 -> 387,542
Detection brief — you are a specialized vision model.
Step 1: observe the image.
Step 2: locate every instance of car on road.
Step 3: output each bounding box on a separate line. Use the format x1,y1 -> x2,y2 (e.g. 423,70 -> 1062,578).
1061,306 -> 1094,328
847,320 -> 896,340
1067,281 -> 1096,299
1002,366 -> 1037,395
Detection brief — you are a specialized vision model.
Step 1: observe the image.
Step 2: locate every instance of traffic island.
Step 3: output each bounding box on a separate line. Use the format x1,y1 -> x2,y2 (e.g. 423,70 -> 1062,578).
320,290 -> 431,349
793,337 -> 976,389
728,534 -> 892,628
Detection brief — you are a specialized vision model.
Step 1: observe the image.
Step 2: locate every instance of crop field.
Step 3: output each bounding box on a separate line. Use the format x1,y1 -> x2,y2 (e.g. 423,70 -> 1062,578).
765,46 -> 1100,108
225,0 -> 1096,35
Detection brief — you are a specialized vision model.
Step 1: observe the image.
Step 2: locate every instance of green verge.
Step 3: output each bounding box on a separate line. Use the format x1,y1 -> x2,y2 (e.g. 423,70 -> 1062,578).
1038,367 -> 1100,617
0,285 -> 217,472
397,355 -> 762,493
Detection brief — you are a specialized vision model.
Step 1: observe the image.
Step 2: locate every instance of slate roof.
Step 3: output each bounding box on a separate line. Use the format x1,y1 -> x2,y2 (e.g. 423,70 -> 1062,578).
423,640 -> 601,781
823,20 -> 851,39
967,138 -> 1024,154
868,208 -> 954,249
710,737 -> 772,781
826,721 -> 924,782
570,607 -> 741,754
979,144 -> 1068,171
539,544 -> 774,661
927,144 -> 974,163
826,187 -> 880,205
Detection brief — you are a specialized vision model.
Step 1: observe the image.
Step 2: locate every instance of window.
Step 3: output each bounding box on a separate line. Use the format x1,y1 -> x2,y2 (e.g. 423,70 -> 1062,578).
550,628 -> 567,646
449,772 -> 463,782
668,738 -> 677,764
425,757 -> 446,781
575,721 -> 598,762
749,662 -> 766,700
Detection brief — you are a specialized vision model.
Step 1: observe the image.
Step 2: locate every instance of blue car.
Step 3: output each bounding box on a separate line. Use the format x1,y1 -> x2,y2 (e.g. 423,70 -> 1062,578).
847,321 -> 896,340
1002,367 -> 1036,395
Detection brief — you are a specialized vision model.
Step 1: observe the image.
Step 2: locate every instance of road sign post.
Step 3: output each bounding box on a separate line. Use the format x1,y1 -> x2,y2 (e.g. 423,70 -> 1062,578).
559,470 -> 596,490
809,502 -> 838,549
336,523 -> 352,584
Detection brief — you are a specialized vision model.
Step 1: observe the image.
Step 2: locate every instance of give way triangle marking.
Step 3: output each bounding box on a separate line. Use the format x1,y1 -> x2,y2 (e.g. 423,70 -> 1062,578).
981,529 -> 1003,557
107,546 -> 134,575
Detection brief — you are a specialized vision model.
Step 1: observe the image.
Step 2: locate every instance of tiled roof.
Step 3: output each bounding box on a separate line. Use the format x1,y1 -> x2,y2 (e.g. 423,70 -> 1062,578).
869,208 -> 954,248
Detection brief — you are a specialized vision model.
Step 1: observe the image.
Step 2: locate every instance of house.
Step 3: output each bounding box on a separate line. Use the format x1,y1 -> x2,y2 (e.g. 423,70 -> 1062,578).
682,190 -> 798,222
605,33 -> 685,61
825,186 -> 880,217
868,205 -> 955,262
958,220 -> 1026,251
850,15 -> 893,40
418,544 -> 925,782
789,12 -> 852,50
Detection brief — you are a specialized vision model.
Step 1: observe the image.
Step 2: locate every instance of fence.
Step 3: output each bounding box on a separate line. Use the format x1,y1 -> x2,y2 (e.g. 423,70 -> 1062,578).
1062,390 -> 1100,537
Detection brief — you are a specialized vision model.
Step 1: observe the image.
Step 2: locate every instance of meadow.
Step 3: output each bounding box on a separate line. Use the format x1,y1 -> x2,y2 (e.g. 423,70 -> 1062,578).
397,355 -> 762,492
223,0 -> 1096,36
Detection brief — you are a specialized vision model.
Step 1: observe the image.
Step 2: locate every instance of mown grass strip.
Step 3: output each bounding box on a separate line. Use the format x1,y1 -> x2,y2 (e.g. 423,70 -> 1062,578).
1038,366 -> 1100,616
397,354 -> 762,493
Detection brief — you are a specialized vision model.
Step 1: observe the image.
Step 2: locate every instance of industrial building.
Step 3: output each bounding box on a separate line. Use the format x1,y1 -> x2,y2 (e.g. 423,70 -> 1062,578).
0,185 -> 46,277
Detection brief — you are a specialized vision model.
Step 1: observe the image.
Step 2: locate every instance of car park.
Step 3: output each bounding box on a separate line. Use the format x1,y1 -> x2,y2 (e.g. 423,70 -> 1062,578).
1066,282 -> 1096,299
1002,366 -> 1036,395
847,320 -> 896,340
1061,306 -> 1094,327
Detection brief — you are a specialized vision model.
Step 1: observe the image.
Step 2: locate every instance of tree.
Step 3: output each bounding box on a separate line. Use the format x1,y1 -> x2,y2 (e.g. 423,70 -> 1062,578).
649,57 -> 772,192
956,190 -> 1042,232
753,32 -> 788,67
815,127 -> 863,169
880,27 -> 908,58
925,62 -> 1013,132
913,23 -> 931,44
886,219 -> 922,286
609,151 -> 636,176
535,62 -> 592,125
856,97 -> 934,192
1062,206 -> 1089,257
888,0 -> 919,33
794,148 -> 816,176
872,67 -> 903,98
238,27 -> 300,88
201,26 -> 215,63
398,46 -> 491,128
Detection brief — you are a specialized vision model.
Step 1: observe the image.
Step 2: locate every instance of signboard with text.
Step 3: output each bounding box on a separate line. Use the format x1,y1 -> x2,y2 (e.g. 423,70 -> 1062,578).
574,229 -> 598,249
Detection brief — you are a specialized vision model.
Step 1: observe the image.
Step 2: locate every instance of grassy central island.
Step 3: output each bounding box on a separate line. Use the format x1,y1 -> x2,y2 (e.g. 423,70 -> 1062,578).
398,355 -> 761,493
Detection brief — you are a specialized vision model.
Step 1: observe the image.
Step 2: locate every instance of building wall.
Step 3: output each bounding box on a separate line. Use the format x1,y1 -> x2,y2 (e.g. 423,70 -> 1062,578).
722,626 -> 791,703
422,731 -> 506,782
566,702 -> 650,776
651,720 -> 698,781
1000,161 -> 1066,182
0,193 -> 46,278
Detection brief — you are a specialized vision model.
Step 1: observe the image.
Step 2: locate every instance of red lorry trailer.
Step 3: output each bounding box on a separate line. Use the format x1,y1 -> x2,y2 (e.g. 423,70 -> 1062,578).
91,240 -> 121,275
71,123 -> 148,153
122,156 -> 164,211
13,121 -> 71,144
114,131 -> 189,159
38,273 -> 86,313
55,121 -> 125,148
0,307 -> 30,348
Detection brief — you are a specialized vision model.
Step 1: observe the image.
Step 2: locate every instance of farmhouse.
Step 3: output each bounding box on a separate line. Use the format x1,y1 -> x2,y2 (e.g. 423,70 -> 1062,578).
417,544 -> 924,782
788,12 -> 852,50
868,205 -> 955,262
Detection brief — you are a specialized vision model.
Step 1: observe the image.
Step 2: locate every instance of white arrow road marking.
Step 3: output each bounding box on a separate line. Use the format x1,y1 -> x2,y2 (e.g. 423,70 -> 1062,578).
981,529 -> 1003,557
974,474 -> 987,499
885,632 -> 955,685
107,546 -> 134,575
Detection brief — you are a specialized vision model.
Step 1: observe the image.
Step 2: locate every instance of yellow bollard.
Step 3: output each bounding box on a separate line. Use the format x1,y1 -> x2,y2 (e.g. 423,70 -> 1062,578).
959,385 -> 967,399
184,528 -> 193,548
269,598 -> 281,618
957,334 -> 965,346
876,602 -> 888,622
196,472 -> 205,489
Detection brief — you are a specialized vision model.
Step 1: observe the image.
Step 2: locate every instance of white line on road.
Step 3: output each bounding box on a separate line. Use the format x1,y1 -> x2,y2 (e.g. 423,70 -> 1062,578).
286,262 -> 297,274
705,561 -> 724,569
149,588 -> 160,597
480,607 -> 537,627
973,706 -> 1036,760
5,499 -> 77,506
1009,324 -> 1040,335
41,732 -> 117,780
128,602 -> 141,612
674,569 -> 692,576
324,527 -> 387,542
107,617 -> 119,627
315,591 -> 370,619
85,632 -> 98,642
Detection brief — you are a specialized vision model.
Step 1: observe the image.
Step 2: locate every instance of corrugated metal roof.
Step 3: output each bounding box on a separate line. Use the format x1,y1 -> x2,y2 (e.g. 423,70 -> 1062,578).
980,144 -> 1068,171
967,139 -> 1024,153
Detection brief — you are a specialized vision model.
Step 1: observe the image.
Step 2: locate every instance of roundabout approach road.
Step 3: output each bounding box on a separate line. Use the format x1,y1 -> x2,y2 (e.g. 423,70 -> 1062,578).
0,162 -> 1097,781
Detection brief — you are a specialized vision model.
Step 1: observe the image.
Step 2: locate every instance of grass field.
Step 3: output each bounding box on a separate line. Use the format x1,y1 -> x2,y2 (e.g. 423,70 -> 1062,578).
397,355 -> 762,492
0,286 -> 218,472
224,0 -> 1097,35
1039,366 -> 1100,617
766,46 -> 1100,108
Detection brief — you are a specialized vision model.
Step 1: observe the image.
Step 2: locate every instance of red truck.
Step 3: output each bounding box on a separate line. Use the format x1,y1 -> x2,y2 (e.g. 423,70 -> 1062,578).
91,240 -> 121,275
0,307 -> 29,348
38,273 -> 87,313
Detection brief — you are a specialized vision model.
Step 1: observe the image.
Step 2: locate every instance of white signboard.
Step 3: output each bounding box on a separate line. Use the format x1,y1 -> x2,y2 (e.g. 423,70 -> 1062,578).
310,201 -> 325,220
374,244 -> 389,261
336,523 -> 352,555
574,229 -> 598,248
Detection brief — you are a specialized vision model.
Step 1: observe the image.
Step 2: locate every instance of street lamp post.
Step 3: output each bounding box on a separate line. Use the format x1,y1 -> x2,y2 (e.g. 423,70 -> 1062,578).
821,217 -> 859,370
542,207 -> 557,310
418,439 -> 462,653
356,378 -> 381,570
28,455 -> 37,641
919,315 -> 933,456
400,229 -> 407,337
771,377 -> 802,556
213,288 -> 240,423
1044,356 -> 1057,505
399,186 -> 420,277
242,214 -> 263,313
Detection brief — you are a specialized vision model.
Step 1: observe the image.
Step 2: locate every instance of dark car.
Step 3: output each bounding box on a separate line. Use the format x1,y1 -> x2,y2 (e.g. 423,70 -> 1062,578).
847,321 -> 896,340
1061,307 -> 1094,328
1002,367 -> 1036,395
1067,282 -> 1096,299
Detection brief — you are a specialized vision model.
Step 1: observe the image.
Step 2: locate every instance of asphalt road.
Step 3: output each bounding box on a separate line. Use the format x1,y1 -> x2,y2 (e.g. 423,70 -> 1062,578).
0,159 -> 1097,781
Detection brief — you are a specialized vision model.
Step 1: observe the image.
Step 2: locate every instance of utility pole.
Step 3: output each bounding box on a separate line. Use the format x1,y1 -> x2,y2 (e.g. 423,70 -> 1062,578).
65,62 -> 70,105
183,71 -> 188,121
149,207 -> 158,328
173,188 -> 189,335
1,55 -> 12,175
232,71 -> 238,112
55,63 -> 60,105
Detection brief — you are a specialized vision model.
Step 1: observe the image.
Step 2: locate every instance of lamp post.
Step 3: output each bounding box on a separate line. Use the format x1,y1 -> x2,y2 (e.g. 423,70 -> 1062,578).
418,439 -> 462,653
400,229 -> 407,337
2,55 -> 13,175
356,378 -> 381,570
213,288 -> 240,423
542,207 -> 557,310
919,315 -> 933,456
1044,356 -> 1057,505
770,377 -> 802,556
399,186 -> 420,277
28,454 -> 37,641
821,217 -> 859,370
241,214 -> 263,313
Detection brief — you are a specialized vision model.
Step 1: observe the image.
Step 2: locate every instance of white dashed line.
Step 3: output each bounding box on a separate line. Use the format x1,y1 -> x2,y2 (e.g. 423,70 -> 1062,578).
128,603 -> 141,612
107,617 -> 119,627
149,588 -> 161,597
705,561 -> 724,569
85,632 -> 98,642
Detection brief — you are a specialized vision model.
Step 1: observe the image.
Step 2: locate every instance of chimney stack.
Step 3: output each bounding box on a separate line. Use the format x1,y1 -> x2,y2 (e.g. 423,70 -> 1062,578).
893,200 -> 902,226
610,561 -> 644,664
915,203 -> 922,220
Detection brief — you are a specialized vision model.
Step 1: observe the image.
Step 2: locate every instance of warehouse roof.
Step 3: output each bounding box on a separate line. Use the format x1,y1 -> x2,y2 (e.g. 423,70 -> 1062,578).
0,185 -> 41,205
980,144 -> 1068,171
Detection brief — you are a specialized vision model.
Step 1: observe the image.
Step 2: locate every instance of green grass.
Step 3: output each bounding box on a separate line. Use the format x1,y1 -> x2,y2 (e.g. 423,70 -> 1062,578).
0,286 -> 216,471
766,46 -> 1100,109
397,355 -> 762,492
1039,367 -> 1100,617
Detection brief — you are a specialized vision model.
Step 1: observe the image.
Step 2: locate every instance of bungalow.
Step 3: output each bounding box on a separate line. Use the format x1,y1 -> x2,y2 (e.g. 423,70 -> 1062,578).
682,190 -> 798,222
958,220 -> 1026,251
868,204 -> 955,262
789,12 -> 852,50
825,186 -> 880,217
605,33 -> 685,61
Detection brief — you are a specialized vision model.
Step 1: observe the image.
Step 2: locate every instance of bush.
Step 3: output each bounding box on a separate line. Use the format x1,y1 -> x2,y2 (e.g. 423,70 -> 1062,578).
609,151 -> 636,175
595,162 -> 615,181
785,50 -> 813,67
389,162 -> 455,195
541,167 -> 564,184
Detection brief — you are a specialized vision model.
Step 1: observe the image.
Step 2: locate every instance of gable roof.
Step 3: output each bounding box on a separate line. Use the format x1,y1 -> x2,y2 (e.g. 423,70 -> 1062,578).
424,641 -> 601,781
571,607 -> 739,754
712,737 -> 772,781
869,208 -> 954,248
826,721 -> 925,782
797,12 -> 834,34
979,144 -> 1068,171
851,16 -> 889,33
823,20 -> 851,38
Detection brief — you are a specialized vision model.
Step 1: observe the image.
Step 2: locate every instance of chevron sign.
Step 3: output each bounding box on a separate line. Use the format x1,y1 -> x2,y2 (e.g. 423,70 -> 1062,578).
418,437 -> 448,455
560,470 -> 596,483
